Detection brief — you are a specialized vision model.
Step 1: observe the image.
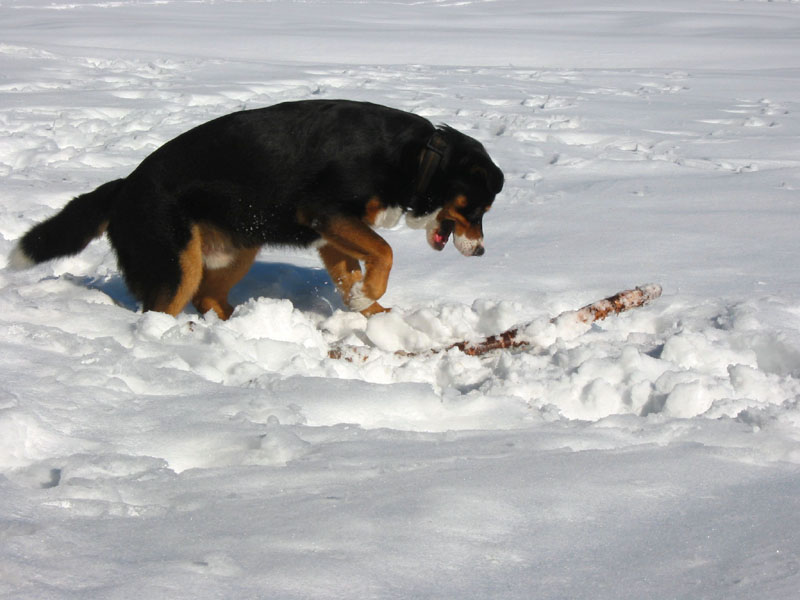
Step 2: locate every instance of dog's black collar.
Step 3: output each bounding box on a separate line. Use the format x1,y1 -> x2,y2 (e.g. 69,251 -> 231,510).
413,130 -> 449,200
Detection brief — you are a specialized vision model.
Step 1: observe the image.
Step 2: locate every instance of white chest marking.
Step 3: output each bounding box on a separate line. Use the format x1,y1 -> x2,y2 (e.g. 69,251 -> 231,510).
404,210 -> 440,231
371,206 -> 404,230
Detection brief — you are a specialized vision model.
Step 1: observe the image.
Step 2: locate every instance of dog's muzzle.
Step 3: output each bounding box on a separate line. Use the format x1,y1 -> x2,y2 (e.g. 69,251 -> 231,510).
408,212 -> 485,256
453,232 -> 485,257
430,219 -> 454,251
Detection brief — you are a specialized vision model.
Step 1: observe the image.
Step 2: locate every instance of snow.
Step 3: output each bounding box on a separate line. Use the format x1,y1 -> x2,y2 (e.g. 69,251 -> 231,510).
1,0 -> 800,597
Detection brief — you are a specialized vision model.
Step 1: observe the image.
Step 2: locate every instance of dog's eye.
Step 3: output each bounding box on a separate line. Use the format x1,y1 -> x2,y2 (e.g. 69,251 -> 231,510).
462,206 -> 486,224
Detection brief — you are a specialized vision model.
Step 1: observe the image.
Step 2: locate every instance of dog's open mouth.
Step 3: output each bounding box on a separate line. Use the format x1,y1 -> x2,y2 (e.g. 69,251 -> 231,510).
431,219 -> 455,251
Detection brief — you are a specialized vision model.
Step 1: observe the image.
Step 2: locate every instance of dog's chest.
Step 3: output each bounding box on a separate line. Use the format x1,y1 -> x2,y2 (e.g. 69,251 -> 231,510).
369,205 -> 404,230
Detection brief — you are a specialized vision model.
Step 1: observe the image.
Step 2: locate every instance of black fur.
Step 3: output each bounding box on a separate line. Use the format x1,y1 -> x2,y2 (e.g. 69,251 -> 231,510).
14,99 -> 504,314
18,179 -> 122,263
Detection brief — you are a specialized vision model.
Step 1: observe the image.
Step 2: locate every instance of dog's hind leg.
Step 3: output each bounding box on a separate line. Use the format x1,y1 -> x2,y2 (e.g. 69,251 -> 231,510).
143,225 -> 204,317
192,246 -> 259,320
315,217 -> 393,316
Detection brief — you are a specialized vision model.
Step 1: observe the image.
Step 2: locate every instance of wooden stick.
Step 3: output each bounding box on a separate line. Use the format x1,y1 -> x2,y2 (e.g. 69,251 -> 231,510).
329,284 -> 663,361
449,283 -> 662,357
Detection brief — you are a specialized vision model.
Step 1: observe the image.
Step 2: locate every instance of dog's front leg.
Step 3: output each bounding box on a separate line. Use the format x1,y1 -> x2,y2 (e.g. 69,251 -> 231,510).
315,216 -> 393,316
318,244 -> 370,311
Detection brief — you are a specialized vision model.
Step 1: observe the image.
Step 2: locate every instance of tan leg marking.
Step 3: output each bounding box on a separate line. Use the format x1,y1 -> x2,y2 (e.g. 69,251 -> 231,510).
193,246 -> 259,320
317,216 -> 393,315
318,243 -> 363,300
151,225 -> 204,316
363,196 -> 383,227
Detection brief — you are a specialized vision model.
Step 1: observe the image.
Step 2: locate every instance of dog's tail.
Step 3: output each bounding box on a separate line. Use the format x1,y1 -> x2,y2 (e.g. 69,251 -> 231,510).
9,178 -> 124,269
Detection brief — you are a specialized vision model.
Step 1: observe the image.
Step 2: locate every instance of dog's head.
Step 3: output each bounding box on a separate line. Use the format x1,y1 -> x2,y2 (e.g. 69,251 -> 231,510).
408,127 -> 504,256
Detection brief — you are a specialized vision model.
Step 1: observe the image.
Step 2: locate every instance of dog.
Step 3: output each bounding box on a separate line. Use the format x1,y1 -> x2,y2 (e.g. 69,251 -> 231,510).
10,99 -> 504,318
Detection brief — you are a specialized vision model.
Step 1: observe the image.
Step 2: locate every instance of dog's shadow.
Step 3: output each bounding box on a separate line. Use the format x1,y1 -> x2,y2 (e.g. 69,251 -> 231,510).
229,261 -> 343,315
80,261 -> 343,317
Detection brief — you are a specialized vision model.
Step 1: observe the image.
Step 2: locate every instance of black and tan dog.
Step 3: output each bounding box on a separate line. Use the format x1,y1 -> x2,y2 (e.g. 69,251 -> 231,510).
10,100 -> 504,318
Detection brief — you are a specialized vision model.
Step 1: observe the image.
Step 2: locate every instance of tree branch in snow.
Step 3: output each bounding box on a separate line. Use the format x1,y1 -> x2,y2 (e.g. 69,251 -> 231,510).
451,283 -> 663,357
328,284 -> 663,361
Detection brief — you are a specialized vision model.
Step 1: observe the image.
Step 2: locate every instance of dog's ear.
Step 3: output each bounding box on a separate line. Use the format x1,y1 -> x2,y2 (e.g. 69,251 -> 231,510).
470,162 -> 504,195
470,165 -> 488,180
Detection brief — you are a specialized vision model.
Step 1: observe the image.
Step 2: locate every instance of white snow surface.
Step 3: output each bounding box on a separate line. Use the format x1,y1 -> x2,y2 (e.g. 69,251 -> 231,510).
2,1 -> 800,598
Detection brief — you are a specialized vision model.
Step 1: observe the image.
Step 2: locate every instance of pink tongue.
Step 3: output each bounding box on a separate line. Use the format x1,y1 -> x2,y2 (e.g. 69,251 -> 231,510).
434,231 -> 447,245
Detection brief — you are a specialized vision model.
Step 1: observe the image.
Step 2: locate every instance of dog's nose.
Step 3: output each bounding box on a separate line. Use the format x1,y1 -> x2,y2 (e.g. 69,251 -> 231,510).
473,245 -> 485,257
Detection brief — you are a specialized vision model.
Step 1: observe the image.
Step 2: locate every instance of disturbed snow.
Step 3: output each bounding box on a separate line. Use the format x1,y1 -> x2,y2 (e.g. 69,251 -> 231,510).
1,1 -> 800,598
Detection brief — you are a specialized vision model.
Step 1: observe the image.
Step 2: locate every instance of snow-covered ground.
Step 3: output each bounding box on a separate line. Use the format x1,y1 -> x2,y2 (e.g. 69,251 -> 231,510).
2,0 -> 800,597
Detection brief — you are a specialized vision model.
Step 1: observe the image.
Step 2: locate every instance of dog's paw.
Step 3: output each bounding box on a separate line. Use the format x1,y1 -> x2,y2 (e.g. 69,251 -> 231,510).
360,302 -> 390,317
